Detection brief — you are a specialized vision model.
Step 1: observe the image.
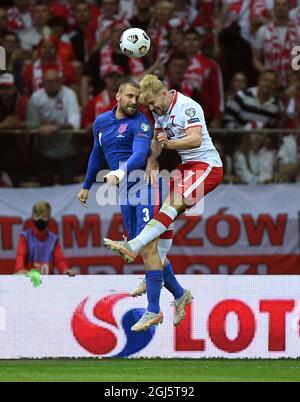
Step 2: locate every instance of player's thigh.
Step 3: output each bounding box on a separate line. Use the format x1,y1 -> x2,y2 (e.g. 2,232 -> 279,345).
120,204 -> 137,240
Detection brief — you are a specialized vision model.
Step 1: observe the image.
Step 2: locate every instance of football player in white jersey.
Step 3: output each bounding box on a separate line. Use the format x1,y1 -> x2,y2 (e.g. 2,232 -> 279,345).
104,74 -> 223,331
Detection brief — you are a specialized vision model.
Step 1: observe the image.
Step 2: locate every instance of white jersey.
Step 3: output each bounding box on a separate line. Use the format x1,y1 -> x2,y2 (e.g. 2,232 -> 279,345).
154,91 -> 223,167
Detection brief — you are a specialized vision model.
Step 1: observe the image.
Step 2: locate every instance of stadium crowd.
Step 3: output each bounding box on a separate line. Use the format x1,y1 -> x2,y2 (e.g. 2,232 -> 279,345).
0,0 -> 299,187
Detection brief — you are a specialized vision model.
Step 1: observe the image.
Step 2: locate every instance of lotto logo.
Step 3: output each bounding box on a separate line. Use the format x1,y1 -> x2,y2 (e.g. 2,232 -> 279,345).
0,46 -> 6,71
292,46 -> 300,71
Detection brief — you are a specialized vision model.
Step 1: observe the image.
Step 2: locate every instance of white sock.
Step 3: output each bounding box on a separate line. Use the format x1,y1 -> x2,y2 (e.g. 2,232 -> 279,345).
129,205 -> 178,253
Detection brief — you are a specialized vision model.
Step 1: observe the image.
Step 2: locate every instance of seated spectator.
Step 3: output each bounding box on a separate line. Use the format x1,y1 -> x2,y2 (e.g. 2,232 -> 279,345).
7,0 -> 32,35
283,71 -> 300,129
26,69 -> 81,186
224,69 -> 280,128
234,127 -> 276,184
252,0 -> 300,87
0,73 -> 28,186
22,39 -> 78,95
15,201 -> 75,275
184,28 -> 224,128
82,65 -> 123,128
215,141 -> 239,184
2,31 -> 27,91
129,0 -> 153,31
277,134 -> 300,182
81,20 -> 145,108
19,1 -> 51,51
226,71 -> 248,102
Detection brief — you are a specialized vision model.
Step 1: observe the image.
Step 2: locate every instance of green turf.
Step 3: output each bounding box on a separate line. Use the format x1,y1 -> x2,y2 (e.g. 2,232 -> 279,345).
0,359 -> 300,382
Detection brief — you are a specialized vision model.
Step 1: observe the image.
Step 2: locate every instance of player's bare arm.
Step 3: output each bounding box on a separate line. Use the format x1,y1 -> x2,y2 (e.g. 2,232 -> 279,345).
145,129 -> 163,184
158,127 -> 202,151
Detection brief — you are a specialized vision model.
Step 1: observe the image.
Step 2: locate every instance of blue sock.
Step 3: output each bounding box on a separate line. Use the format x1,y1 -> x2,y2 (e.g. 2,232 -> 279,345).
163,262 -> 184,300
145,270 -> 164,314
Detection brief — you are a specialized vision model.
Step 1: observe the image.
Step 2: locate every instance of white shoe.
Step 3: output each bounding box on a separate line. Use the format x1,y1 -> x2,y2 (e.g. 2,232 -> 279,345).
172,290 -> 193,326
131,311 -> 164,332
130,279 -> 165,297
130,279 -> 147,297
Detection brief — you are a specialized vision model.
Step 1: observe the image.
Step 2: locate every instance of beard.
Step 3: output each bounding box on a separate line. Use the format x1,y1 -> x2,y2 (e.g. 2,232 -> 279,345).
120,103 -> 138,117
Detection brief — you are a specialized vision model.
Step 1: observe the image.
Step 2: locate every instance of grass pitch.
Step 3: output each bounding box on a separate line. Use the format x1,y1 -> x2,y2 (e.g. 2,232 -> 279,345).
0,359 -> 300,382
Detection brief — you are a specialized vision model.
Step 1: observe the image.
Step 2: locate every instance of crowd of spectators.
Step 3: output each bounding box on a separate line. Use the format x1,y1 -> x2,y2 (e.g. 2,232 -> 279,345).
0,0 -> 299,187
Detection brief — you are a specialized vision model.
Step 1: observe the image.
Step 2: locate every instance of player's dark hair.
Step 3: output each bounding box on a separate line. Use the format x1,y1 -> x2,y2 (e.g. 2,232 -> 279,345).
119,80 -> 140,92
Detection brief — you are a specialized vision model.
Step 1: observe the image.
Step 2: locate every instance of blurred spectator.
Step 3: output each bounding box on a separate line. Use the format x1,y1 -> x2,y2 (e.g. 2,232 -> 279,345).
48,16 -> 74,63
22,39 -> 78,95
226,71 -> 248,101
167,22 -> 186,54
148,0 -> 175,58
215,140 -> 239,184
2,31 -> 26,90
26,69 -> 81,186
119,0 -> 136,19
249,0 -> 273,39
172,0 -> 203,29
277,134 -> 300,182
94,0 -> 126,50
184,28 -> 224,128
216,0 -> 258,90
234,129 -> 276,184
15,201 -> 75,275
290,2 -> 300,23
49,0 -> 100,33
81,20 -> 145,108
20,1 -> 51,51
129,0 -> 153,31
253,0 -> 300,87
0,73 -> 28,186
283,71 -> 300,129
70,1 -> 95,63
82,64 -> 123,128
164,51 -> 198,99
7,0 -> 32,35
224,69 -> 280,128
0,7 -> 9,42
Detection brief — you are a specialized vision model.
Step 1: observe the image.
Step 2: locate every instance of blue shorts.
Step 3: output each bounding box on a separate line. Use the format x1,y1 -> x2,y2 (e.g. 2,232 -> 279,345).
120,180 -> 163,240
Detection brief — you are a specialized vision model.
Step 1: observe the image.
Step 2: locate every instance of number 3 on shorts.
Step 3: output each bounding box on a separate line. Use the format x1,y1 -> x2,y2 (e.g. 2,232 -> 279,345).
143,208 -> 150,222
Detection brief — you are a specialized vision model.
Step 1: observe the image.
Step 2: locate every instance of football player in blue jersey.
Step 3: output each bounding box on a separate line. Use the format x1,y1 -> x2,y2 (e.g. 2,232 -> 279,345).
77,80 -> 186,332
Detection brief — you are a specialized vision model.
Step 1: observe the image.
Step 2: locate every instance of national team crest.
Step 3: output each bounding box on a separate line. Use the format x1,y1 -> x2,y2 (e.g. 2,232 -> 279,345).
118,124 -> 128,135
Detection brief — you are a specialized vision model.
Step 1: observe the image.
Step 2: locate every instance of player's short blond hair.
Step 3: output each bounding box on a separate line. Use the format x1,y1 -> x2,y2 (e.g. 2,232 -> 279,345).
32,202 -> 51,217
139,74 -> 165,104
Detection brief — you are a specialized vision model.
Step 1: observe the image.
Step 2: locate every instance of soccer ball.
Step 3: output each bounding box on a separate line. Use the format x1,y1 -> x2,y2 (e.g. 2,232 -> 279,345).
120,28 -> 151,58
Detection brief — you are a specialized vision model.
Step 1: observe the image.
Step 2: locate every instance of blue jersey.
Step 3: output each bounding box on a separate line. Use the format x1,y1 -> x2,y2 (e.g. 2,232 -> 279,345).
83,108 -> 153,190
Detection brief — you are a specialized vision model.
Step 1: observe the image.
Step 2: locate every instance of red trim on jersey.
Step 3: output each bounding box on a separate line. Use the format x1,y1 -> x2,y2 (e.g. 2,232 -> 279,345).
186,125 -> 202,129
168,91 -> 178,115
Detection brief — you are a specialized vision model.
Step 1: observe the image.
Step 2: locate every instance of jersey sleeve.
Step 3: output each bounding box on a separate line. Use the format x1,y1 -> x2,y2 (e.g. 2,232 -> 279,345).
119,114 -> 153,174
82,117 -> 106,190
181,102 -> 205,130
